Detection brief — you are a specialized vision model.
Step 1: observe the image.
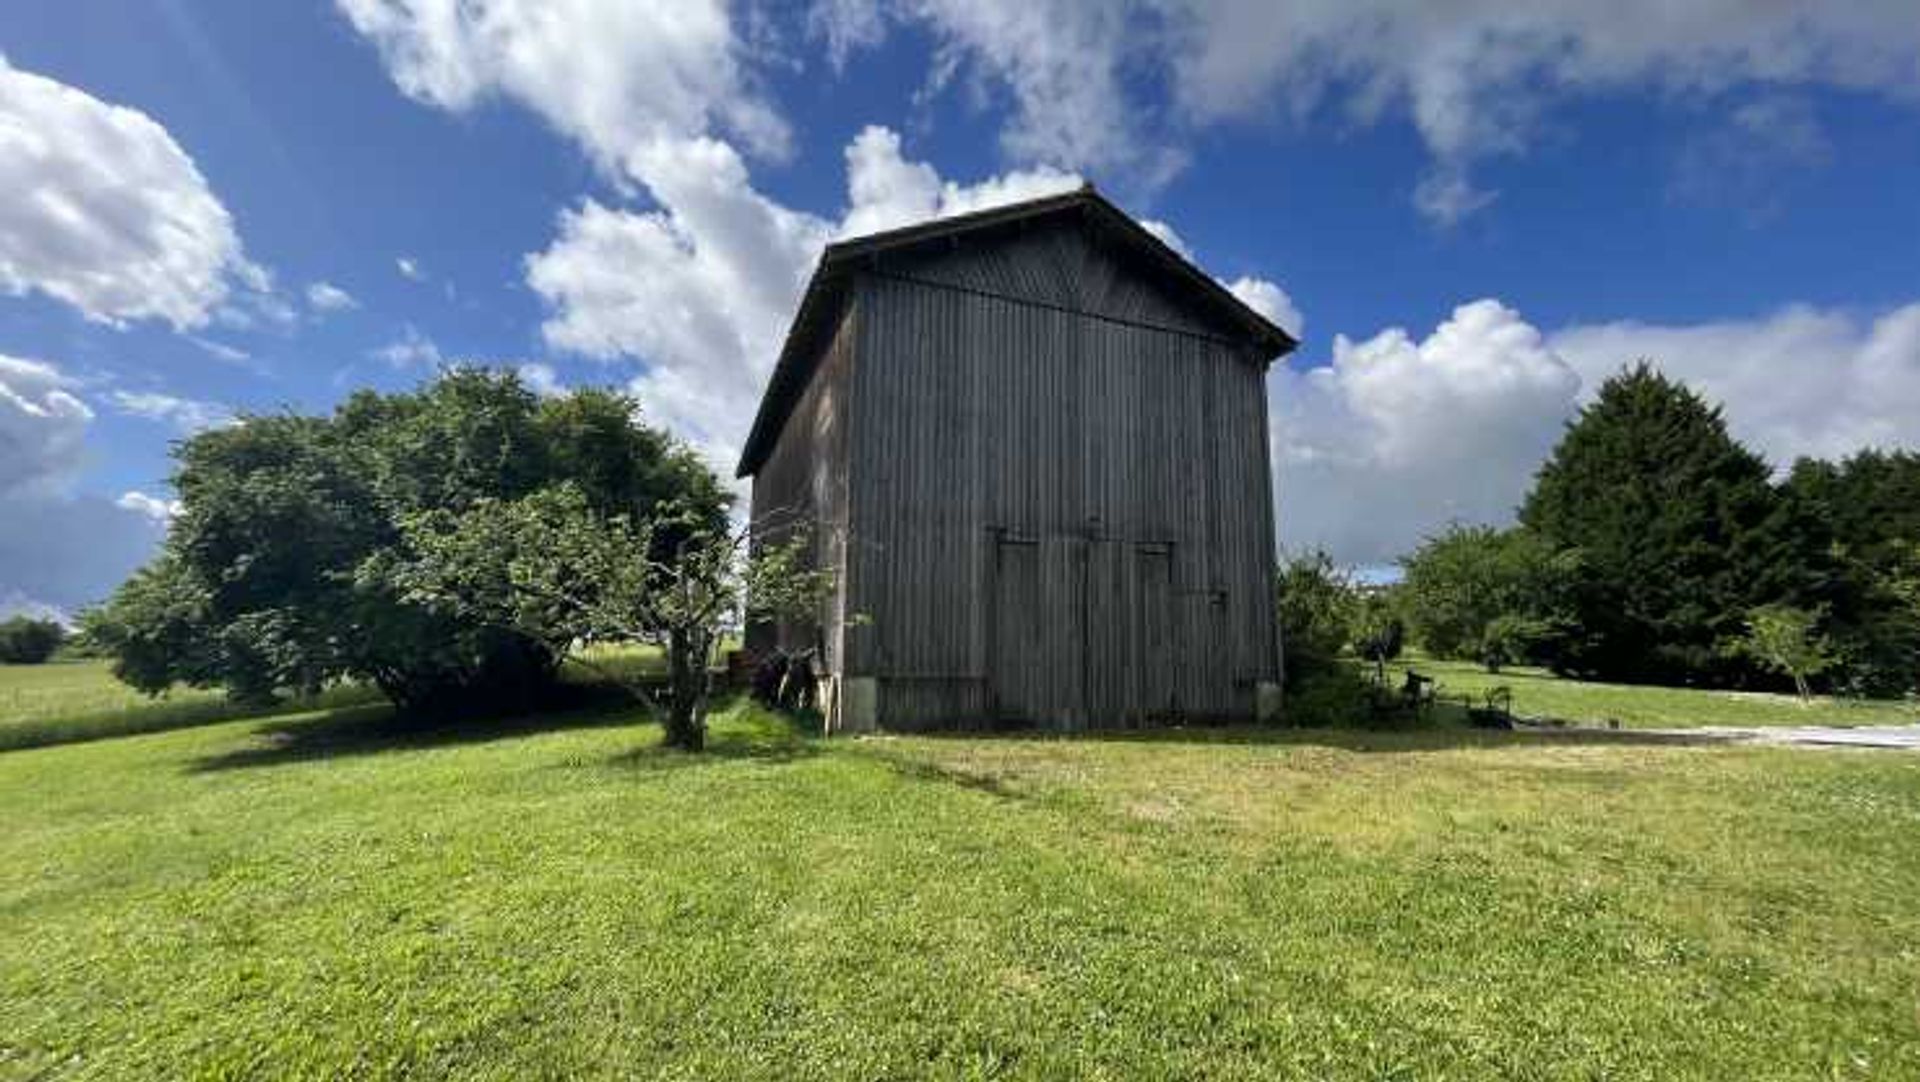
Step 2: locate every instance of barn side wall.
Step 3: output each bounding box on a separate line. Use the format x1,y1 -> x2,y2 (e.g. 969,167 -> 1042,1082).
842,223 -> 1280,730
746,302 -> 856,683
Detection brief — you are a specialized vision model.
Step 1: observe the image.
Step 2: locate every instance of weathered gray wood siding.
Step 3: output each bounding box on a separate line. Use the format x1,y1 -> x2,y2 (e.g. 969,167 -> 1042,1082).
745,303 -> 855,674
841,220 -> 1279,729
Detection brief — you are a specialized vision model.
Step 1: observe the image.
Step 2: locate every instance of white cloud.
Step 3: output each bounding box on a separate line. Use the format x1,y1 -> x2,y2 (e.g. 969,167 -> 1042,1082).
1272,296 -> 1920,567
0,56 -> 262,329
1139,218 -> 1191,259
517,362 -> 565,398
336,0 -> 790,173
1549,301 -> 1920,469
187,336 -> 252,364
839,125 -> 1083,237
1227,276 -> 1303,338
1272,299 -> 1581,565
395,256 -> 426,282
0,354 -> 92,495
371,324 -> 444,368
306,280 -> 359,313
107,390 -> 236,434
115,490 -> 183,524
525,127 -> 1103,471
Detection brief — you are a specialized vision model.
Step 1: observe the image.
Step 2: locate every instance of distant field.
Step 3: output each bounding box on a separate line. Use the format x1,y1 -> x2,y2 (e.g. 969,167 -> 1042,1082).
0,646 -> 684,753
0,660 -> 378,752
2,675 -> 1919,1077
1385,653 -> 1920,730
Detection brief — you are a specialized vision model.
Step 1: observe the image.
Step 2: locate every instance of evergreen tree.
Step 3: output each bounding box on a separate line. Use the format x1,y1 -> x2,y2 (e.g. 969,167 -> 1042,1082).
1519,363 -> 1801,684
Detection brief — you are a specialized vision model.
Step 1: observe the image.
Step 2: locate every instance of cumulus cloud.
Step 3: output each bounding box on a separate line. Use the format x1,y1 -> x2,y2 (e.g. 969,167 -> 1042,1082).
107,390 -> 236,434
306,280 -> 358,313
0,354 -> 92,495
524,127 -> 1097,469
1273,296 -> 1920,567
1549,301 -> 1920,469
0,56 -> 262,328
336,0 -> 789,172
1227,277 -> 1303,338
115,490 -> 183,524
1273,300 -> 1581,564
517,362 -> 565,398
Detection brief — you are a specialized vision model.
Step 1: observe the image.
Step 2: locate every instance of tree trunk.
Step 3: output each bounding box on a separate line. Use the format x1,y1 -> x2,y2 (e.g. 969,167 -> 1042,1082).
664,628 -> 711,751
1793,672 -> 1811,703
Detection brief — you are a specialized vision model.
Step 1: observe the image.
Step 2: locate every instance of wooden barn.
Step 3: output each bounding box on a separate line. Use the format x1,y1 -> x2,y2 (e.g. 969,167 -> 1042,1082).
740,185 -> 1297,732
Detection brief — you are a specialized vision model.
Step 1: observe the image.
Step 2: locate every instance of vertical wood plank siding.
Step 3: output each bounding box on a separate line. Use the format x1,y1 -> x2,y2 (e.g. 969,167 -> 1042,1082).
834,219 -> 1280,730
746,303 -> 856,670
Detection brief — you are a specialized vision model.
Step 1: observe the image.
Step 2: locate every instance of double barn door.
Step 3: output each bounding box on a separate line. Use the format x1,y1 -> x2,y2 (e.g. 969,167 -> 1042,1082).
988,532 -> 1177,728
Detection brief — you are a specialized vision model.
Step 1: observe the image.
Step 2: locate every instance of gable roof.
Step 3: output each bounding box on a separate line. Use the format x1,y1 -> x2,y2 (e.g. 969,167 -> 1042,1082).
736,184 -> 1297,478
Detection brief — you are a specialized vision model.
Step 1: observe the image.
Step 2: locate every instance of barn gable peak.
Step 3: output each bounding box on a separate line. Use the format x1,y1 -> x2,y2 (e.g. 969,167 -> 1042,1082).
737,185 -> 1296,477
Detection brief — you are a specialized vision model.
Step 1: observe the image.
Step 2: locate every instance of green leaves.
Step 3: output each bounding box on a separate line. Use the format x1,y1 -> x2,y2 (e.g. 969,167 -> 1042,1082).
86,369 -> 729,718
1728,605 -> 1835,701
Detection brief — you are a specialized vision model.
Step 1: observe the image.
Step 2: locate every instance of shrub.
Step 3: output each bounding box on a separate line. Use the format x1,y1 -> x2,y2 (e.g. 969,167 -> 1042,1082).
1285,666 -> 1375,728
1276,551 -> 1358,689
0,617 -> 65,664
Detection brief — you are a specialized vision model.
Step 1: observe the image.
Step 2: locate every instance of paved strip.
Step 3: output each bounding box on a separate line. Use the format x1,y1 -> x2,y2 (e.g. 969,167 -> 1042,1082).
1673,724 -> 1920,750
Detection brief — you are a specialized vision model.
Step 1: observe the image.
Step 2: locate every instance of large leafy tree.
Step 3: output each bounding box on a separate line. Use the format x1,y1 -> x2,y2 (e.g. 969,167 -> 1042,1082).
1519,363 -> 1826,683
86,370 -> 726,717
1397,524 -> 1575,667
1783,451 -> 1920,694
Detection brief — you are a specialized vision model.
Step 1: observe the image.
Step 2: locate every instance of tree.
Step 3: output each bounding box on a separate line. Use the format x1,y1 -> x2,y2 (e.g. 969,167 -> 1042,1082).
0,617 -> 65,664
393,486 -> 834,750
1783,452 -> 1920,696
1351,590 -> 1405,684
85,370 -> 727,717
1398,525 -> 1574,666
1519,363 -> 1809,684
1275,551 -> 1358,689
1729,605 -> 1835,702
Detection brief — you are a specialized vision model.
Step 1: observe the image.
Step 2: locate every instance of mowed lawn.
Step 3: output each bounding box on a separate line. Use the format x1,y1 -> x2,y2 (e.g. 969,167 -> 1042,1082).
3,664 -> 1918,1079
1388,653 -> 1920,730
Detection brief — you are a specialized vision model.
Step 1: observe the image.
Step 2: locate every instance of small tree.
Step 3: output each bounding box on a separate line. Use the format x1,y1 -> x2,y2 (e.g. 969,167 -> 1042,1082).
0,617 -> 65,664
1729,604 -> 1834,702
1276,551 -> 1358,689
394,486 -> 833,751
1478,614 -> 1553,674
1352,592 -> 1405,684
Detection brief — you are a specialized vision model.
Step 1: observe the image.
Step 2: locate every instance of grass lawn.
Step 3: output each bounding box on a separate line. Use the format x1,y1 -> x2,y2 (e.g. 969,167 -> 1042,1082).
3,666 -> 1918,1078
0,660 -> 378,753
1385,653 -> 1920,730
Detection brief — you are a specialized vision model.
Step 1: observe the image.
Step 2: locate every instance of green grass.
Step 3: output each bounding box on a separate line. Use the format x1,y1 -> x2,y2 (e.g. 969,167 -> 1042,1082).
0,659 -> 379,752
3,664 -> 1919,1078
1385,653 -> 1920,730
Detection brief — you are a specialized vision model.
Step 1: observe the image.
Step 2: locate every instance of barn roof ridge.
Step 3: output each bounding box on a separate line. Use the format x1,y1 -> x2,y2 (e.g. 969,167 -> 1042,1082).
736,184 -> 1296,477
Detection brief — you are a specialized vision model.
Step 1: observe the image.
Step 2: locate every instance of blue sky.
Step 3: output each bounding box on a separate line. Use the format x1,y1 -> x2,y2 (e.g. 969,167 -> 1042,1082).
3,1 -> 1919,616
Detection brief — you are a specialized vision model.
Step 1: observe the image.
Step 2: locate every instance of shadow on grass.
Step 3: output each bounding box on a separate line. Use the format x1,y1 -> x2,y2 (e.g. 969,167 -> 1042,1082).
188,691 -> 829,776
600,704 -> 824,773
188,695 -> 644,774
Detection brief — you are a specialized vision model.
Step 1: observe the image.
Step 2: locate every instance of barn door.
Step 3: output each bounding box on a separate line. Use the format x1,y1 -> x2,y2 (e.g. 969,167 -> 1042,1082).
1134,545 -> 1175,721
989,533 -> 1091,727
990,534 -> 1043,723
